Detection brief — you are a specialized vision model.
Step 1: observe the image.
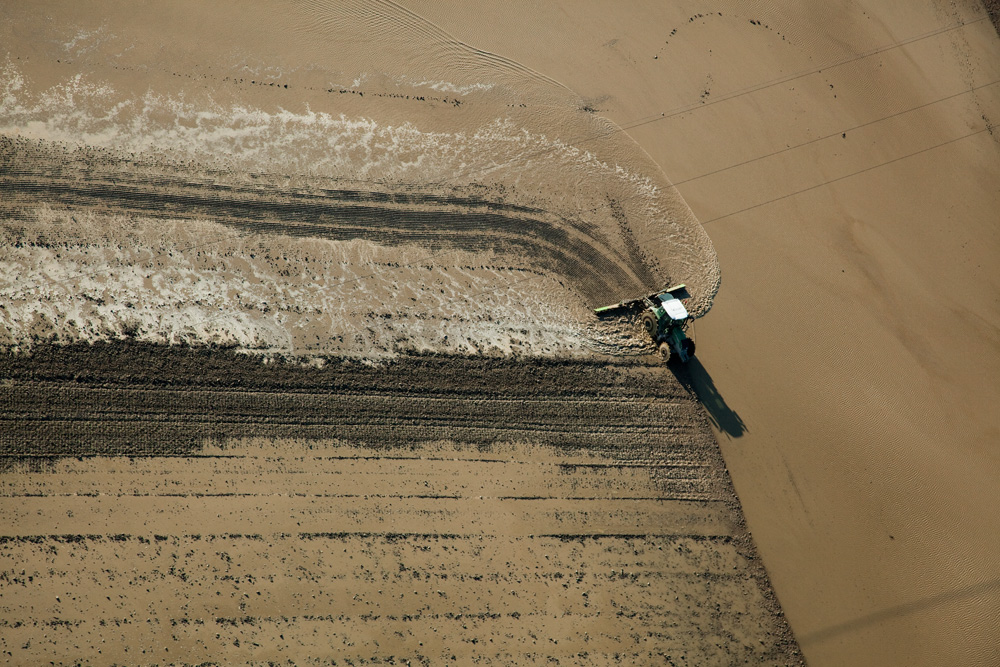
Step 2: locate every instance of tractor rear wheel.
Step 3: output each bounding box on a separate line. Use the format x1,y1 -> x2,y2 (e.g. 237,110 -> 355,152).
641,311 -> 659,339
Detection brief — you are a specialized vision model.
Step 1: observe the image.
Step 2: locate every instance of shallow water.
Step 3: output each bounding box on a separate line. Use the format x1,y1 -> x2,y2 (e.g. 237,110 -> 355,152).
0,0 -> 718,360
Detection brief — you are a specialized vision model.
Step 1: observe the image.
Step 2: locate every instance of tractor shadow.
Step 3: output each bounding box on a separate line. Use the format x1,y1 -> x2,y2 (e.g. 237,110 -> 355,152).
668,356 -> 747,438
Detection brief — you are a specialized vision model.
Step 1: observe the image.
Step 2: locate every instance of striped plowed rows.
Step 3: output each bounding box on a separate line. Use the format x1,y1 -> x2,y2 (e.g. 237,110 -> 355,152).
0,345 -> 716,461
0,344 -> 801,664
0,533 -> 770,665
2,385 -> 713,470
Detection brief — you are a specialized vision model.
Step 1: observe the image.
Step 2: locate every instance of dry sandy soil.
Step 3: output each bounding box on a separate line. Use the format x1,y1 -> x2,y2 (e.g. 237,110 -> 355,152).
4,1 -> 999,666
0,2 -> 805,666
0,346 -> 798,665
398,1 -> 1000,666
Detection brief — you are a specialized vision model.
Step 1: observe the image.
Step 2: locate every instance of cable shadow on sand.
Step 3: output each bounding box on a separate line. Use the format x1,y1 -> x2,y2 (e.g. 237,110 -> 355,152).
799,577 -> 1000,646
669,356 -> 747,439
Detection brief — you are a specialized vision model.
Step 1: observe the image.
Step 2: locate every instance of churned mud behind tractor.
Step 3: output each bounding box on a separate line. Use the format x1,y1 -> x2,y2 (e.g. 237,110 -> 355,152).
594,284 -> 696,362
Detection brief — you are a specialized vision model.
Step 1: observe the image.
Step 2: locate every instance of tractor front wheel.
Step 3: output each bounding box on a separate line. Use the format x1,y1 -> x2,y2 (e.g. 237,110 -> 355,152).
681,338 -> 696,360
641,311 -> 659,340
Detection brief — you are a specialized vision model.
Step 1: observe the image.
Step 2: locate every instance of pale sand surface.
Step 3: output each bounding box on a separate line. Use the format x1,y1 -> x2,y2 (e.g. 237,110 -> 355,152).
3,1 -> 999,665
400,1 -> 1000,665
0,351 -> 799,664
0,3 -> 808,664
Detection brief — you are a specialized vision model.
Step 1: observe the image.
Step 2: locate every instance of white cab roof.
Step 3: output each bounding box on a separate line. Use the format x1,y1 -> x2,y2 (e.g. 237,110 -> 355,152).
661,297 -> 689,321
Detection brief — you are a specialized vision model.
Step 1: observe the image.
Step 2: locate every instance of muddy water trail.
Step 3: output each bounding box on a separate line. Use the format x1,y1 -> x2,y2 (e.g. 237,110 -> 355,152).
0,0 -> 718,360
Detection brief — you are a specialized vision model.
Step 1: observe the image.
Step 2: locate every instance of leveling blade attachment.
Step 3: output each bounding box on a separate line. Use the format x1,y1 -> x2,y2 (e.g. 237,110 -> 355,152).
594,284 -> 695,363
592,298 -> 644,316
593,284 -> 688,317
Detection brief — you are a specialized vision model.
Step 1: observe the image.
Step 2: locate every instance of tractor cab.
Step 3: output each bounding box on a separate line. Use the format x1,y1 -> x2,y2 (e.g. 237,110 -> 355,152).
593,283 -> 697,363
641,287 -> 695,363
658,293 -> 689,322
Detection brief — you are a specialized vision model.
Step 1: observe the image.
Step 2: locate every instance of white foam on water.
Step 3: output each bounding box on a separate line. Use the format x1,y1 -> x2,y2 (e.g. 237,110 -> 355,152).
0,210 -> 599,360
0,63 -> 667,210
1,63 -> 718,357
397,75 -> 495,95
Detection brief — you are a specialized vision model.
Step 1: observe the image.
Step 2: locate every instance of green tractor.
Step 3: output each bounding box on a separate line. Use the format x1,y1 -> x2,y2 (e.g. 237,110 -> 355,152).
594,284 -> 696,362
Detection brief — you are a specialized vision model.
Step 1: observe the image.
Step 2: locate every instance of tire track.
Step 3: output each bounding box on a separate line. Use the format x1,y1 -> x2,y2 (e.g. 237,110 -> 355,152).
0,140 -> 661,305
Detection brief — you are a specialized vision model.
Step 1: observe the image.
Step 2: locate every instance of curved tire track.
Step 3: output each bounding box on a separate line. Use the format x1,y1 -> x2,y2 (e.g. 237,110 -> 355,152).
0,139 -> 661,305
